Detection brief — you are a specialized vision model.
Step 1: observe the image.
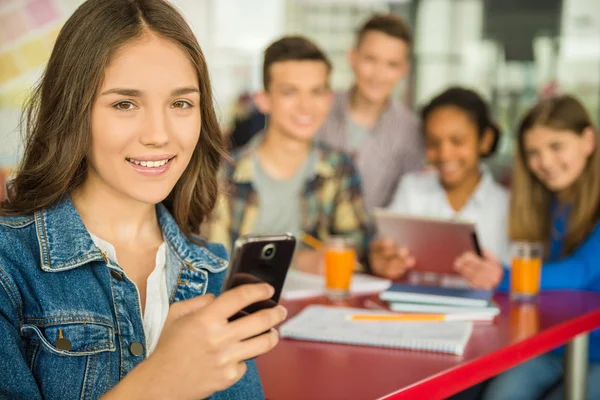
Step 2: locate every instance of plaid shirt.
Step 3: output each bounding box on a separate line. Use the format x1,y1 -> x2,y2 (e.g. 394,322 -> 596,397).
207,136 -> 372,267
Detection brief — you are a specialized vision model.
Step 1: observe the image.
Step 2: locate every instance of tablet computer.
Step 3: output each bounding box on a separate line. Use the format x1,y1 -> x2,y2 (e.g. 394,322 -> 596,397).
372,209 -> 482,275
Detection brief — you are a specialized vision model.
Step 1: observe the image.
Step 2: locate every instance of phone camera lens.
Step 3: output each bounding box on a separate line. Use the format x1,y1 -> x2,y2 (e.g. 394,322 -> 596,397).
261,244 -> 276,260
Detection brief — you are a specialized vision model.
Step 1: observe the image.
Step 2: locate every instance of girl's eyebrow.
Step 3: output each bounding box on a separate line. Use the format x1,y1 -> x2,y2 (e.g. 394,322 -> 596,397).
101,88 -> 141,97
171,87 -> 200,96
100,87 -> 200,97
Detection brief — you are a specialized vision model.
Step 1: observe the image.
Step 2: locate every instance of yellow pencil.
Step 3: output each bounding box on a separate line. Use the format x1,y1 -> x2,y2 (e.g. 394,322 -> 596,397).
301,233 -> 324,249
348,313 -> 494,322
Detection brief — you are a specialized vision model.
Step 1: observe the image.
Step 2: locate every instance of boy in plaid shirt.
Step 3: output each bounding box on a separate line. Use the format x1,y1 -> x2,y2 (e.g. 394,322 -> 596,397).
208,36 -> 395,275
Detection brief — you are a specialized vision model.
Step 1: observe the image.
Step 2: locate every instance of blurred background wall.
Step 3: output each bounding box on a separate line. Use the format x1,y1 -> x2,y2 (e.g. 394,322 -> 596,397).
1,0 -> 599,179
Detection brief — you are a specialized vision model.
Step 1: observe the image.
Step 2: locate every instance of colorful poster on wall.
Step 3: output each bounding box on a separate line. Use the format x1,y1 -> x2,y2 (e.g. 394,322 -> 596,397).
0,0 -> 80,175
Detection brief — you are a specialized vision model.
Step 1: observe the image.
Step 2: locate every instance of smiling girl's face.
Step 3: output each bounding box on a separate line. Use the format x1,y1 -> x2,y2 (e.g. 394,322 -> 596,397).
87,33 -> 201,205
523,125 -> 595,195
424,106 -> 492,189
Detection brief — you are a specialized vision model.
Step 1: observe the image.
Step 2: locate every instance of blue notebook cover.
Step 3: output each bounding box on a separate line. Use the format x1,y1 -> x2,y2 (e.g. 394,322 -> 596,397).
379,283 -> 493,307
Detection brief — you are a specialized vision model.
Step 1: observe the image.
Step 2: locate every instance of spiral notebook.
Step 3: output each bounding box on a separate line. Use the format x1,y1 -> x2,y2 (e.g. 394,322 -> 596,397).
279,305 -> 473,355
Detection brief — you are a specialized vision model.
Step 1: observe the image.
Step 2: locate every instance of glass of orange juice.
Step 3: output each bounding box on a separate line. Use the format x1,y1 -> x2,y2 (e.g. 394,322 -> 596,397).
324,237 -> 356,300
510,242 -> 543,301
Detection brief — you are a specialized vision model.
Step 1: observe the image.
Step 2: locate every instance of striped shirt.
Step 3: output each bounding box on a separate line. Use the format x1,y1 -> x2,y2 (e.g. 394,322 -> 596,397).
316,90 -> 425,211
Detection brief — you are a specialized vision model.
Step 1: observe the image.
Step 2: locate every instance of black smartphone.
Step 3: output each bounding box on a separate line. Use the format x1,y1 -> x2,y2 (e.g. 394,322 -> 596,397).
222,233 -> 296,321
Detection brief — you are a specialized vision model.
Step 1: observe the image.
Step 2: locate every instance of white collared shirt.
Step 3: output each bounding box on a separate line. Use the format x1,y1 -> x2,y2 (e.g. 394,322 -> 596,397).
89,233 -> 168,355
387,167 -> 510,263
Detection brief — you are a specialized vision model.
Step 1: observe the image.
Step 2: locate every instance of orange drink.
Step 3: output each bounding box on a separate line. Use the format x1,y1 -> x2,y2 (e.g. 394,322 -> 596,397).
510,242 -> 543,301
324,237 -> 356,300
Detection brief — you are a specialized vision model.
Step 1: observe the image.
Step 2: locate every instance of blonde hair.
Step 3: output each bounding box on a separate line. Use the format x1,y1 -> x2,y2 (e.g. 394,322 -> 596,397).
509,95 -> 600,256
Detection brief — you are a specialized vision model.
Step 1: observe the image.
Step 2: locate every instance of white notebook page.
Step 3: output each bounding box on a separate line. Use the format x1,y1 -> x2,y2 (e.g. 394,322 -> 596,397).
279,305 -> 473,355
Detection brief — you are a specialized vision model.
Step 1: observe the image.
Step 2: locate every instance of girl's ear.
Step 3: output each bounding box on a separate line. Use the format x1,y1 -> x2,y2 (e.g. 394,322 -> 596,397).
479,127 -> 495,155
582,126 -> 597,158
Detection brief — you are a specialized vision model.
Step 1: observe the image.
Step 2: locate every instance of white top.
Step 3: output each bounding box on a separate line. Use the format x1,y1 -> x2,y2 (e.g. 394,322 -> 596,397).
387,167 -> 510,263
90,233 -> 168,356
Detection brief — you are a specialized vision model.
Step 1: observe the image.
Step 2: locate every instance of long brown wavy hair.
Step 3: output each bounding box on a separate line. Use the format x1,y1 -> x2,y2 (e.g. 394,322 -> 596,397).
509,95 -> 600,257
0,0 -> 226,238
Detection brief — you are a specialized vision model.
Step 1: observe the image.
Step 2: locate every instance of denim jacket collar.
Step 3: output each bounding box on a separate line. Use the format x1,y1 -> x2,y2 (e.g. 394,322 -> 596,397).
36,196 -> 227,272
155,202 -> 228,270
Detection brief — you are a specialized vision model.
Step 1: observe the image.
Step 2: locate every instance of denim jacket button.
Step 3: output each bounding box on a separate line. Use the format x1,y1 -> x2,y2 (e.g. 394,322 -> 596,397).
55,337 -> 72,351
110,270 -> 123,281
129,342 -> 144,356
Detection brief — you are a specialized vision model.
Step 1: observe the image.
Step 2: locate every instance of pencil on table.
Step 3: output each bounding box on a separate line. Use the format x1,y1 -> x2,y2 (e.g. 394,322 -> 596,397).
301,233 -> 324,249
347,313 -> 495,322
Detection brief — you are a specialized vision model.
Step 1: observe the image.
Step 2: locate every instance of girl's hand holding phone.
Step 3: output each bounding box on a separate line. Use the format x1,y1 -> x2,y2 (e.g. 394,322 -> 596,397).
103,283 -> 286,400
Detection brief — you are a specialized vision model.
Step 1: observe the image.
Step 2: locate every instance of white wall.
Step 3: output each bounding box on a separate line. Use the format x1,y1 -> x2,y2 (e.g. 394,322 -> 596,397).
557,0 -> 600,118
202,0 -> 285,124
413,0 -> 486,106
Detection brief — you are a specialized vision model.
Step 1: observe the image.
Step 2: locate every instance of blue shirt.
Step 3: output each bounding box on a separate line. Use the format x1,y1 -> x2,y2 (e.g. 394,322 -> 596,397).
497,208 -> 600,361
0,196 -> 264,399
548,202 -> 571,260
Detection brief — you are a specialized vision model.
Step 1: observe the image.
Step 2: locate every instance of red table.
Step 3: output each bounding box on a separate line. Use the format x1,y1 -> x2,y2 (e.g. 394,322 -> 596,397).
257,291 -> 600,400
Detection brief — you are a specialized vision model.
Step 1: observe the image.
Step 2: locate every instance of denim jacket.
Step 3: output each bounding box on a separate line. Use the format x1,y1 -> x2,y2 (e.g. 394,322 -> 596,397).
0,196 -> 264,400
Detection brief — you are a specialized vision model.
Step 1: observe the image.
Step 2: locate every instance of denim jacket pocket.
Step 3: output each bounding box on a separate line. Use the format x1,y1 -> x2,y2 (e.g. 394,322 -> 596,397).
21,319 -> 116,356
21,317 -> 117,399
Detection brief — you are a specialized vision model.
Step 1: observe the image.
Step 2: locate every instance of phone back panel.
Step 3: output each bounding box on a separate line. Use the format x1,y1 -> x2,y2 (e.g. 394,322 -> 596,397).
223,234 -> 296,318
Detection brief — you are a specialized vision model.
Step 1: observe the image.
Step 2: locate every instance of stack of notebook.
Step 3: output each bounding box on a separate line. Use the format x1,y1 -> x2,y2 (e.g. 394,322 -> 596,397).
379,283 -> 500,320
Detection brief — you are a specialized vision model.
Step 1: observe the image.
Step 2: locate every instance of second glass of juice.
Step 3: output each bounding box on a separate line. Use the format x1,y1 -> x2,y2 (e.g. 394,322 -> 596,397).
324,237 -> 356,301
510,242 -> 543,302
